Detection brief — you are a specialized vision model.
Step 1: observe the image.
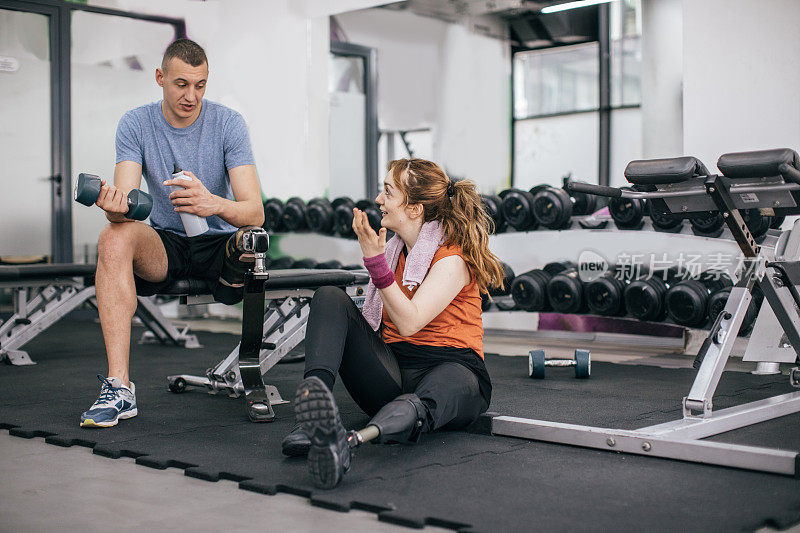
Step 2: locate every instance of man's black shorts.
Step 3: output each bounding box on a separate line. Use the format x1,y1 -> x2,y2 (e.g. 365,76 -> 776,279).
134,228 -> 233,298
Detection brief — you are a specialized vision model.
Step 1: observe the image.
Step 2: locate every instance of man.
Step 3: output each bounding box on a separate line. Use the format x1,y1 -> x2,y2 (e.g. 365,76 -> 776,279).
80,38 -> 264,428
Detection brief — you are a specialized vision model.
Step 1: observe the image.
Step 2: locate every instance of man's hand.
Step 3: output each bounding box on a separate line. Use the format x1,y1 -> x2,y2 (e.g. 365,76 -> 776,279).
96,179 -> 130,219
352,207 -> 387,258
163,170 -> 221,217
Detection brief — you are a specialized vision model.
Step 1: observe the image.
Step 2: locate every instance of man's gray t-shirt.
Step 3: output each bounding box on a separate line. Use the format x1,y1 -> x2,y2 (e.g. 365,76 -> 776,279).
115,100 -> 254,236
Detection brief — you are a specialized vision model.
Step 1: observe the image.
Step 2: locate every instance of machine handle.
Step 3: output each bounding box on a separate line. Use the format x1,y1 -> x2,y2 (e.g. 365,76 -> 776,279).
566,181 -> 623,198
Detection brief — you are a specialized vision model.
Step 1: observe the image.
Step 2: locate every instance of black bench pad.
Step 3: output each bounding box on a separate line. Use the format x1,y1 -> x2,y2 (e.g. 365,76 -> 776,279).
159,268 -> 369,296
624,156 -> 710,185
261,268 -> 368,290
717,148 -> 800,179
0,263 -> 96,283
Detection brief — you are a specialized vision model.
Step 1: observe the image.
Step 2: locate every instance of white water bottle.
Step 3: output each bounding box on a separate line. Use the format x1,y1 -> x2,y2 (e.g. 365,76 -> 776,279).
170,164 -> 209,237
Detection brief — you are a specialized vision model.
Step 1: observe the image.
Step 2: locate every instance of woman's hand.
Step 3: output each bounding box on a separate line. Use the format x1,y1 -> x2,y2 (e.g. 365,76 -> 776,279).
352,207 -> 386,258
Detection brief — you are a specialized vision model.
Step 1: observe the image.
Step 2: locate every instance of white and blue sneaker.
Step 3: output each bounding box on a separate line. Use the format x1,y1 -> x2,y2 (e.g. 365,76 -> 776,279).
80,375 -> 137,428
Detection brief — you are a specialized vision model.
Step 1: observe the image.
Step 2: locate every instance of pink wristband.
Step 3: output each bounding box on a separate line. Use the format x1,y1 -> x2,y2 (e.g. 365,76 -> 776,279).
363,254 -> 395,289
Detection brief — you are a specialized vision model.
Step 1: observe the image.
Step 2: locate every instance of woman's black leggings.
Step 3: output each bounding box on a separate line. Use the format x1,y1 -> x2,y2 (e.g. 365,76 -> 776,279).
303,286 -> 487,432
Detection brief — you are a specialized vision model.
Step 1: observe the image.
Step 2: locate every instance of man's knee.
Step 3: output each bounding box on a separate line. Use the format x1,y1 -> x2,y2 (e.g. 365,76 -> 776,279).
98,223 -> 140,262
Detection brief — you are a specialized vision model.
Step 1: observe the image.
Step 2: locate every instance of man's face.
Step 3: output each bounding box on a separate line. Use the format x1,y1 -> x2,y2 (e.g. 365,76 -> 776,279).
156,57 -> 208,120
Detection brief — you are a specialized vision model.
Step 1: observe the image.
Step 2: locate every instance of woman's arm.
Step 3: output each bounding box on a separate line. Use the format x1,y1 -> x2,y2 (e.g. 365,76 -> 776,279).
351,208 -> 470,337
380,254 -> 470,337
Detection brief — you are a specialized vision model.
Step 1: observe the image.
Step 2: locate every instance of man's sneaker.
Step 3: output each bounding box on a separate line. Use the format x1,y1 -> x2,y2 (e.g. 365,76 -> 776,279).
295,377 -> 352,489
281,423 -> 311,457
80,375 -> 137,428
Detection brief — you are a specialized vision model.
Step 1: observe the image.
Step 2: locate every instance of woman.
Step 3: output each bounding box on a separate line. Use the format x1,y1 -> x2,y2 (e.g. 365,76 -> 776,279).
283,158 -> 505,489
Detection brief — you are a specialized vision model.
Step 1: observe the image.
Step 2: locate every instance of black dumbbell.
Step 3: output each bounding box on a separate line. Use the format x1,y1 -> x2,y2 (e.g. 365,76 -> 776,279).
708,284 -> 763,337
263,198 -> 285,232
332,197 -> 356,237
500,187 -> 544,232
356,199 -> 383,234
585,268 -> 627,316
665,271 -> 733,327
270,256 -> 294,269
511,269 -> 553,311
608,187 -> 645,230
305,198 -> 335,234
547,267 -> 586,314
74,173 -> 153,221
770,215 -> 786,229
741,208 -> 772,243
648,201 -> 684,233
528,349 -> 591,379
481,194 -> 506,234
689,210 -> 725,238
510,261 -> 574,312
623,270 -> 681,322
482,262 -> 516,311
282,197 -> 308,232
532,186 -> 573,230
316,259 -> 343,270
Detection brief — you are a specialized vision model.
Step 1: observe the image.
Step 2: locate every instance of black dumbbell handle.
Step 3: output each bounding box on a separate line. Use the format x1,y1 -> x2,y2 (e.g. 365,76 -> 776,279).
543,359 -> 578,367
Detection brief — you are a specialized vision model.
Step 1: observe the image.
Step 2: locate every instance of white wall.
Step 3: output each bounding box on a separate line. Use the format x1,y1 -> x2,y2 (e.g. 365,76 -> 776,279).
641,0 -> 682,159
683,0 -> 800,171
336,8 -> 511,193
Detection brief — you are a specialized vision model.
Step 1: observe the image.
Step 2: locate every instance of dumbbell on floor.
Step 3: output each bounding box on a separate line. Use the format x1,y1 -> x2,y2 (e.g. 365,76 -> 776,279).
528,349 -> 591,379
74,173 -> 153,221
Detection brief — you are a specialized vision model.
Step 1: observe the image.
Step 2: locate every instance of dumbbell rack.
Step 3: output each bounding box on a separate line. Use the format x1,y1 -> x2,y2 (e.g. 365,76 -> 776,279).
489,151 -> 800,476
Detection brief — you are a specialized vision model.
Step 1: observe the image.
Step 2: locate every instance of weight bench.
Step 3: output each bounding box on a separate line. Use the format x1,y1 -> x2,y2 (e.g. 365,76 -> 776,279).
165,259 -> 369,422
0,263 -> 199,365
489,148 -> 800,476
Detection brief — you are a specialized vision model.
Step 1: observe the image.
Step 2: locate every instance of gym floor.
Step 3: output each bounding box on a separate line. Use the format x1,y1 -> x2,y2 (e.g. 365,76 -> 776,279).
0,320 -> 792,532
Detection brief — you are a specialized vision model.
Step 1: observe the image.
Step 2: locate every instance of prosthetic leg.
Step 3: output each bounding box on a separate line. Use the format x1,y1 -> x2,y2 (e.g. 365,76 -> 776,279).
350,393 -> 429,446
213,225 -> 262,305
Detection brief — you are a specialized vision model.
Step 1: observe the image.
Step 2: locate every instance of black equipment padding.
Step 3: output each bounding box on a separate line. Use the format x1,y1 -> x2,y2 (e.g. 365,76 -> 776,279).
161,269 -> 368,295
3,319 -> 800,533
261,268 -> 368,290
159,278 -> 213,295
624,156 -> 710,185
0,263 -> 96,282
717,148 -> 800,179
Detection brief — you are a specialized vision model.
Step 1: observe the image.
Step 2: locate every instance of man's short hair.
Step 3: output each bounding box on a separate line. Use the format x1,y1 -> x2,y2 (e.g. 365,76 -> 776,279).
162,38 -> 207,71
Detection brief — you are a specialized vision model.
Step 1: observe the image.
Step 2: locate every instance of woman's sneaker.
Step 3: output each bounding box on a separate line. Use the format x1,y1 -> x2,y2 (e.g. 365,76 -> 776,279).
80,375 -> 137,428
294,377 -> 352,489
281,423 -> 311,457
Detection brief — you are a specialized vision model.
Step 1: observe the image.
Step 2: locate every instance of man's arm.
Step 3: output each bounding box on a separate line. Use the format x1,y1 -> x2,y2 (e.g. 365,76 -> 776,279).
217,164 -> 264,227
164,164 -> 264,228
98,161 -> 144,223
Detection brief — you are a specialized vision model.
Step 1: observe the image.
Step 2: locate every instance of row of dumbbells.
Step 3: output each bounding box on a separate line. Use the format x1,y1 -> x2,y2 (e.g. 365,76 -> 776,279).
481,179 -> 606,233
262,197 -> 383,237
480,180 -> 786,241
607,192 -> 785,241
485,262 -> 762,335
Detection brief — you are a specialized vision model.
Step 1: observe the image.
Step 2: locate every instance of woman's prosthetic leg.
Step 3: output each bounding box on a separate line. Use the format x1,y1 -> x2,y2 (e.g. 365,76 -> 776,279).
349,393 -> 430,446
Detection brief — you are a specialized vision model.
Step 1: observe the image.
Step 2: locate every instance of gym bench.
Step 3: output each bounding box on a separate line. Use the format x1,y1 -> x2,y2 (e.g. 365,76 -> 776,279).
490,148 -> 800,476
164,230 -> 369,422
0,263 -> 199,366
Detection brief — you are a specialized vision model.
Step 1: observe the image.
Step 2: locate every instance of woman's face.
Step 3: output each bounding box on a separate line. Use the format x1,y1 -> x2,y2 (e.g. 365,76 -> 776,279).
375,171 -> 411,231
